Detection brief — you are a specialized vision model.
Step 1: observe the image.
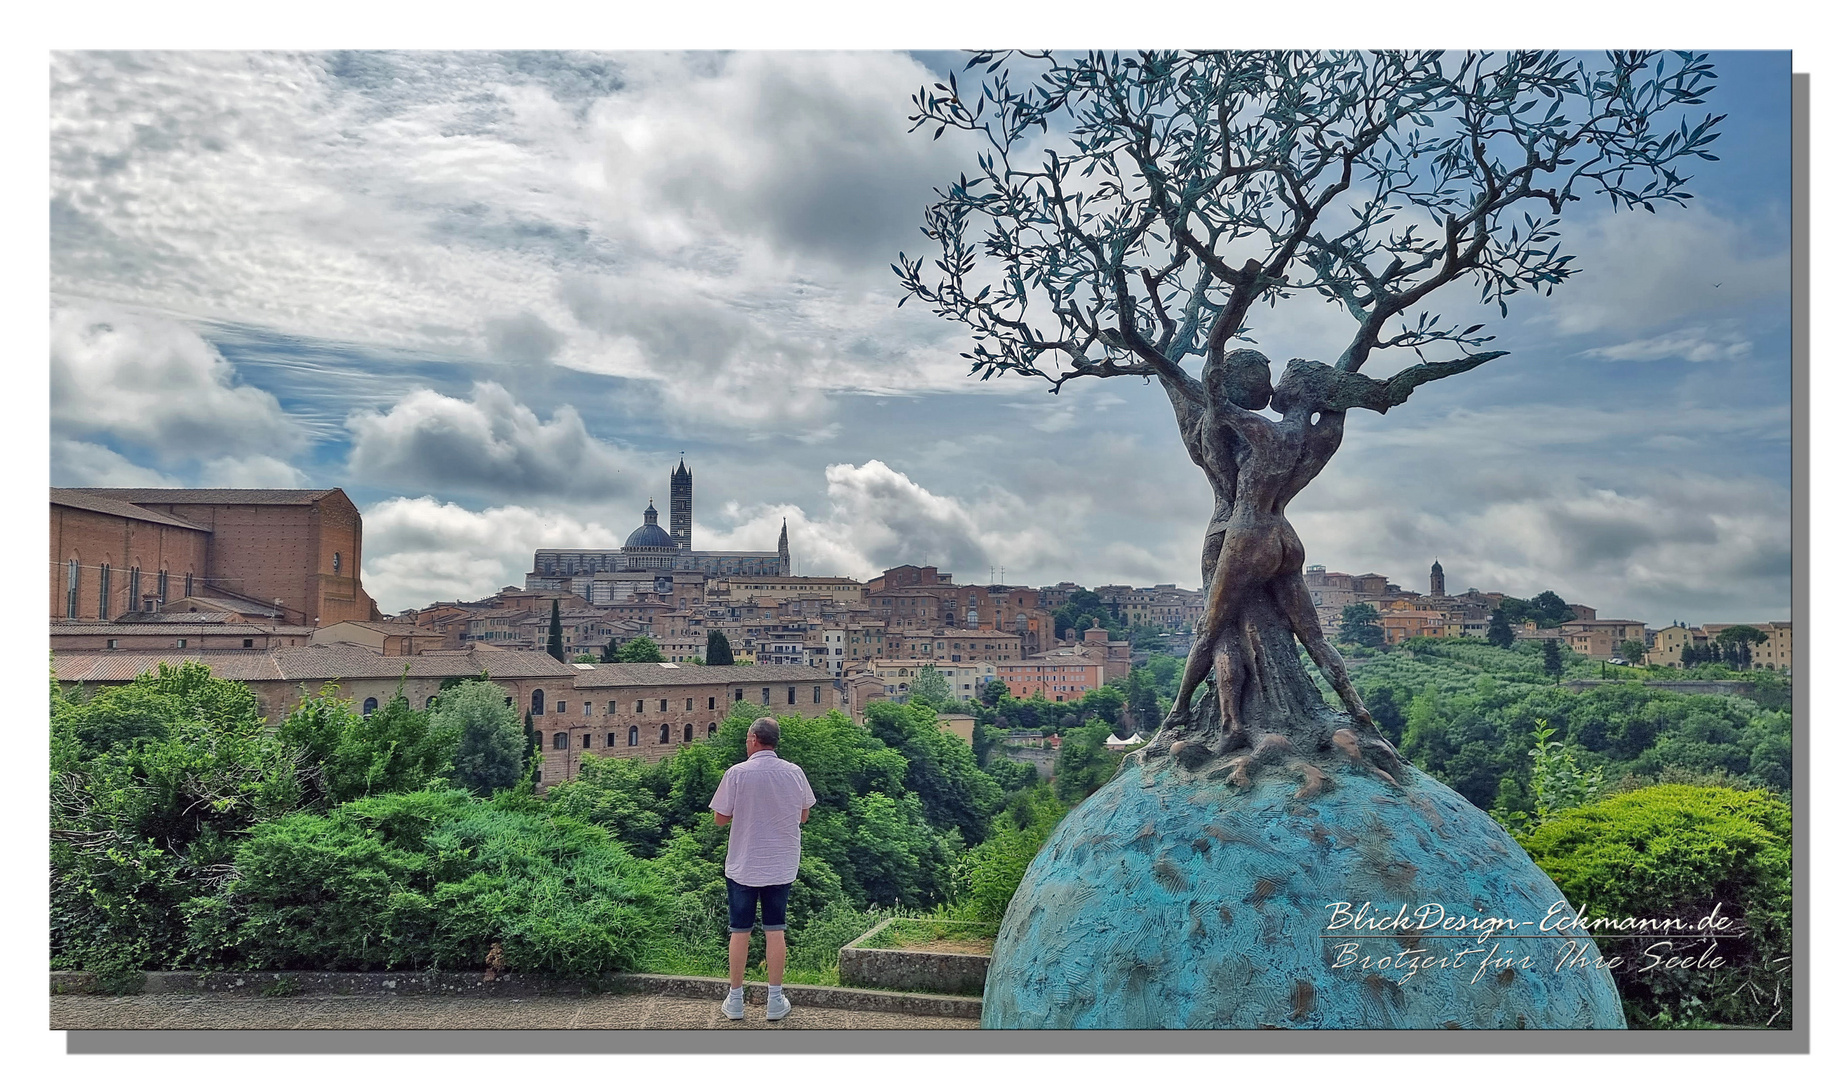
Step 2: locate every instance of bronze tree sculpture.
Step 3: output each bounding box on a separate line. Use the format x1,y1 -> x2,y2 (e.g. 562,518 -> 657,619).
899,50 -> 1720,787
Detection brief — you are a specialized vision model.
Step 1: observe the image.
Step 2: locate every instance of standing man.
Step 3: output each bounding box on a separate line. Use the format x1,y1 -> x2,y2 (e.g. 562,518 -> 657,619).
710,717 -> 816,1021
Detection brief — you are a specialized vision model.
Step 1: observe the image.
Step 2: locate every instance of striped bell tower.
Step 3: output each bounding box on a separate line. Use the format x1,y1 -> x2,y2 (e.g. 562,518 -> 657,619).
670,457 -> 693,552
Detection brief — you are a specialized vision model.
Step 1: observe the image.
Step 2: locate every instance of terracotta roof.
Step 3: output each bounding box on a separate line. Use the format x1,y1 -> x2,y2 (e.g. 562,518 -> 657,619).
574,663 -> 830,689
50,489 -> 211,531
54,643 -> 576,684
109,612 -> 239,625
51,621 -> 297,637
73,487 -> 341,506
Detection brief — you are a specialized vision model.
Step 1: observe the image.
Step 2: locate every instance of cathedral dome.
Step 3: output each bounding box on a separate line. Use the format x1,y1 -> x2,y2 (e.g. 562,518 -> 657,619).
624,502 -> 676,551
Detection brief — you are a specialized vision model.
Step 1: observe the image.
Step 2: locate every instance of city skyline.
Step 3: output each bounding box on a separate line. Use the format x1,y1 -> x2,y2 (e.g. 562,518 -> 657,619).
48,51 -> 1793,624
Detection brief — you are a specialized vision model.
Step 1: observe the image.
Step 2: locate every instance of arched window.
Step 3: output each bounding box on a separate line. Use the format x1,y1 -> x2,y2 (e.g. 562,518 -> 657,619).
66,559 -> 80,619
708,722 -> 718,736
363,697 -> 379,715
684,724 -> 694,743
552,732 -> 567,750
98,564 -> 111,619
628,726 -> 639,746
425,696 -> 437,708
660,725 -> 671,744
531,689 -> 545,715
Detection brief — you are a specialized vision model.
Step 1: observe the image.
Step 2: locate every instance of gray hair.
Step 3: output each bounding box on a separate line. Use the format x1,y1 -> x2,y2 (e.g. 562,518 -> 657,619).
748,717 -> 781,748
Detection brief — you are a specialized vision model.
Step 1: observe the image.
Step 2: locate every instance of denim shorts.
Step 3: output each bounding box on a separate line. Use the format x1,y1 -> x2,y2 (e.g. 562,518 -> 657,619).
726,877 -> 792,934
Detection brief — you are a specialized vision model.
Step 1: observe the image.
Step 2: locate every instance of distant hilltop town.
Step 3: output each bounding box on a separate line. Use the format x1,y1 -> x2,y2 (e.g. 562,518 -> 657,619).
50,474 -> 1791,787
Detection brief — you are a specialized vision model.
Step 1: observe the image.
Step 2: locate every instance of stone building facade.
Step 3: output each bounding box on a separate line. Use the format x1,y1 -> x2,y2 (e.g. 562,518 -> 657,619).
539,663 -> 837,782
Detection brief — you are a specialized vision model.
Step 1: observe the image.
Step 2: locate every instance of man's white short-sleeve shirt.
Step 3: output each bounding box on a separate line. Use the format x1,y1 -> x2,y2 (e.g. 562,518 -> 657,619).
709,749 -> 817,887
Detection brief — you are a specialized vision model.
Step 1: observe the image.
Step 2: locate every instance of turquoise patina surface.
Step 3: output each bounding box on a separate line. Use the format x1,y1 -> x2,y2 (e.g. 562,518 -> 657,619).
981,751 -> 1626,1029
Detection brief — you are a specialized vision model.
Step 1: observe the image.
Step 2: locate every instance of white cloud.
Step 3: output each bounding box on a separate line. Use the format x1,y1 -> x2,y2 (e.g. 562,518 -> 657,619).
50,439 -> 177,487
343,381 -> 646,500
50,300 -> 306,462
199,455 -> 309,487
50,51 -> 979,434
1528,205 -> 1786,339
1581,324 -> 1754,363
360,497 -> 622,613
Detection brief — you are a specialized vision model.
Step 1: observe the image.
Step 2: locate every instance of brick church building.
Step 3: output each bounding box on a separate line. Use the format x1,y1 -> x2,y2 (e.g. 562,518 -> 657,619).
50,487 -> 380,626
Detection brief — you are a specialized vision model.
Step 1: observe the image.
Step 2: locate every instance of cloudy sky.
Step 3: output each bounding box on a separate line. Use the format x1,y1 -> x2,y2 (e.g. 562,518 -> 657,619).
47,49 -> 1792,624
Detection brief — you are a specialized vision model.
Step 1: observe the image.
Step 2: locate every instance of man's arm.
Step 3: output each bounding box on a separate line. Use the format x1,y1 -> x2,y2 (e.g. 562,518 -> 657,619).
800,807 -> 809,823
714,812 -> 732,826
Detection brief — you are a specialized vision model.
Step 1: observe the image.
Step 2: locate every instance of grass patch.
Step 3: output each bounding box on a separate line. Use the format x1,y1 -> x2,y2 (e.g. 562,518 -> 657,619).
856,918 -> 997,954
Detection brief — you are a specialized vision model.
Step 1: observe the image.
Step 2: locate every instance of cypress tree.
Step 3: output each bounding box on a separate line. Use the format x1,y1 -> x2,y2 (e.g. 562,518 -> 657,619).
706,629 -> 735,665
546,599 -> 564,662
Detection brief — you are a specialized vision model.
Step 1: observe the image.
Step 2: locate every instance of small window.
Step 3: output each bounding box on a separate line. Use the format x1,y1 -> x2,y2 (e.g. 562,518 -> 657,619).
608,701 -> 616,714
582,733 -> 592,749
552,732 -> 567,750
333,552 -> 342,574
761,687 -> 771,705
176,639 -> 187,649
787,687 -> 797,705
364,698 -> 379,715
813,686 -> 822,704
605,732 -> 616,747
735,688 -> 744,702
660,725 -> 671,744
628,726 -> 639,746
105,639 -> 117,650
532,690 -> 545,714
556,700 -> 567,715
584,701 -> 592,716
636,699 -> 644,713
659,699 -> 668,713
243,638 -> 253,649
708,696 -> 716,710
687,698 -> 694,711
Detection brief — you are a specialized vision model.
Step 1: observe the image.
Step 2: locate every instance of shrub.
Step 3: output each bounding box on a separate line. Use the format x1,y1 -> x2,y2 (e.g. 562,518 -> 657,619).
1520,785 -> 1792,1028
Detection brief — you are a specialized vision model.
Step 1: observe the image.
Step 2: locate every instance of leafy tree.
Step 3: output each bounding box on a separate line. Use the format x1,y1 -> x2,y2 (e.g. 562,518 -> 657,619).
600,637 -> 618,663
1051,591 -> 1122,639
908,665 -> 954,710
432,680 -> 527,797
705,629 -> 735,666
276,686 -> 458,808
954,786 -> 1069,921
542,754 -> 668,856
1338,603 -> 1385,647
1716,625 -> 1768,647
573,653 -> 597,664
1521,786 -> 1792,1029
616,636 -> 665,664
1076,683 -> 1129,735
51,663 -> 304,973
1124,669 -> 1162,733
546,600 -> 564,662
865,701 -> 1004,843
1619,639 -> 1648,665
1487,608 -> 1517,649
978,678 -> 1010,706
1542,638 -> 1565,682
1053,720 -> 1120,803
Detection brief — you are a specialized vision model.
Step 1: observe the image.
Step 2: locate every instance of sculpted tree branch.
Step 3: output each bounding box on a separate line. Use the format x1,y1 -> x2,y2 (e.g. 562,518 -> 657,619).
900,50 -> 1720,783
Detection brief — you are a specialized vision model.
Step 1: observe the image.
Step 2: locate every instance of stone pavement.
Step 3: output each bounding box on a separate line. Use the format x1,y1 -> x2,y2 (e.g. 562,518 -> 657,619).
52,990 -> 980,1031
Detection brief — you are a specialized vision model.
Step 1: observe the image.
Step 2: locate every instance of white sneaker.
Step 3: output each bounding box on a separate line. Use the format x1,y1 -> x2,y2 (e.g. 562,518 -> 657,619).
722,989 -> 745,1020
766,989 -> 791,1021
